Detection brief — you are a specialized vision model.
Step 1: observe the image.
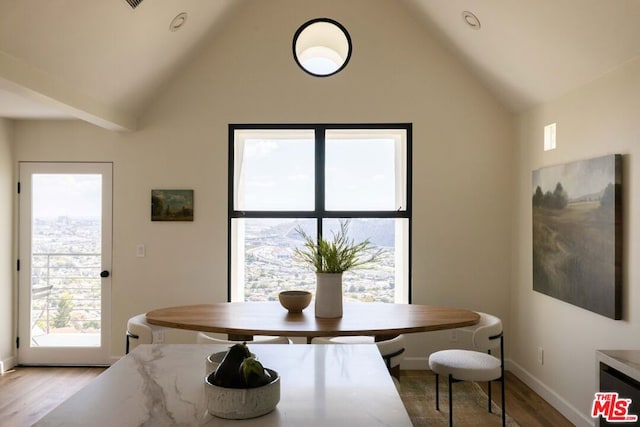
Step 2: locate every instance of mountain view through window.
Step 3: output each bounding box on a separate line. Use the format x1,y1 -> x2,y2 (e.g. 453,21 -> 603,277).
229,125 -> 411,304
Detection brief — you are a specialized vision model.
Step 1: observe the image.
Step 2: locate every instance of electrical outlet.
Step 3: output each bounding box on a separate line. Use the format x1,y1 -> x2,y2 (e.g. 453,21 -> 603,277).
154,331 -> 165,343
450,330 -> 458,342
537,347 -> 544,365
136,244 -> 145,258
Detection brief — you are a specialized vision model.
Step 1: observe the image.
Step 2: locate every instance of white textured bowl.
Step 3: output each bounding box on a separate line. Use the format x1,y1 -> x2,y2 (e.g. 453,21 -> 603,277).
204,369 -> 280,419
205,351 -> 227,375
206,351 -> 256,376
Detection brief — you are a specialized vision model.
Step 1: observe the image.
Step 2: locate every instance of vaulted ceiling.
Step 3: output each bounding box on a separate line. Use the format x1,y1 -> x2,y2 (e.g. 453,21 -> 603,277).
1,0 -> 639,131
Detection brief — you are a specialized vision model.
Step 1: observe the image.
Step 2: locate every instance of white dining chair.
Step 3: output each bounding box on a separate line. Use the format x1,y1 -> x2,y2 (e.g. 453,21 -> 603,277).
428,312 -> 505,426
196,332 -> 291,345
311,335 -> 406,381
126,313 -> 167,354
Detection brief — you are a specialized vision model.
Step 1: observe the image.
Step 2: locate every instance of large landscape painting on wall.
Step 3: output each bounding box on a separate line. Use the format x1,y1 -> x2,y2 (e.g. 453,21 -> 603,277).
532,154 -> 621,319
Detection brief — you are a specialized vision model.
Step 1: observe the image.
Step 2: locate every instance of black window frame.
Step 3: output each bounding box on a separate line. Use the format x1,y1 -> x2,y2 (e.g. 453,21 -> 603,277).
228,123 -> 413,303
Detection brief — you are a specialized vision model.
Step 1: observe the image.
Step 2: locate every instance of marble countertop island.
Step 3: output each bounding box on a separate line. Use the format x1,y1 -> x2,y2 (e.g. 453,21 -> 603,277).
35,343 -> 412,426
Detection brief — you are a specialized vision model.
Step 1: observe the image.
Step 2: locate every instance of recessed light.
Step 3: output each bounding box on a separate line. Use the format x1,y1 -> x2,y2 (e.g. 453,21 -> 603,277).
169,12 -> 187,32
462,11 -> 481,30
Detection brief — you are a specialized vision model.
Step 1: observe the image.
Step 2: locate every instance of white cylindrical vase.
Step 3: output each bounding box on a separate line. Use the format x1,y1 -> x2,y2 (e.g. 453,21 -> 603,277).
315,273 -> 343,318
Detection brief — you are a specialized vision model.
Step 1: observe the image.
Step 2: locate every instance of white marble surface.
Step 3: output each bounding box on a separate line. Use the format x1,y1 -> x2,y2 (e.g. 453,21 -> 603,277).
35,344 -> 412,426
596,350 -> 640,382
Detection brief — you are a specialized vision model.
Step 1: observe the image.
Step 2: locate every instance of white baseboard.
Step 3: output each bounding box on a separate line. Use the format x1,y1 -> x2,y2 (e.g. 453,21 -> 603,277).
0,355 -> 17,374
506,359 -> 592,427
0,355 -> 117,370
401,356 -> 592,426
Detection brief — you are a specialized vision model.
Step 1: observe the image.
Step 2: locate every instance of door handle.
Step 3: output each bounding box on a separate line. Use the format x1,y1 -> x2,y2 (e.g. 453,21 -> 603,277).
100,270 -> 110,278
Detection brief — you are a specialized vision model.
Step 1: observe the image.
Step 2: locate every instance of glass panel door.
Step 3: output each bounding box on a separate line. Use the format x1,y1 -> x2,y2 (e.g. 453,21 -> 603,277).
18,162 -> 112,365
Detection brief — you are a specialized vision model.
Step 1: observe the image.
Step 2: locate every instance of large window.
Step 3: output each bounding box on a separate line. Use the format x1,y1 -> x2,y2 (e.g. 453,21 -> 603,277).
228,124 -> 411,303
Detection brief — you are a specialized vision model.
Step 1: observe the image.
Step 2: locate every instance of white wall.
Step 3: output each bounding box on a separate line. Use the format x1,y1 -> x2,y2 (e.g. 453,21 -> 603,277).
12,0 -> 513,363
512,56 -> 640,426
7,0 -> 640,423
0,118 -> 14,372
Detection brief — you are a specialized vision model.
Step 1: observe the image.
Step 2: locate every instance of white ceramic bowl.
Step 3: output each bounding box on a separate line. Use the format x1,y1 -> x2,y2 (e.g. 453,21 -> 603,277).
206,351 -> 257,376
204,368 -> 280,419
205,351 -> 227,375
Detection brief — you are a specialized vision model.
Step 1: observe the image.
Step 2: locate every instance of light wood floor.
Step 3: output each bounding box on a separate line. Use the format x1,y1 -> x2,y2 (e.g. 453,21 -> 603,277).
0,367 -> 572,426
403,370 -> 573,426
400,370 -> 573,427
0,366 -> 106,427
477,372 -> 573,427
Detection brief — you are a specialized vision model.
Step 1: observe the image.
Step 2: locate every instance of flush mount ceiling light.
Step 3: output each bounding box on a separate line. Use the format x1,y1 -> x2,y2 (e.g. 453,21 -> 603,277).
293,18 -> 352,77
462,11 -> 481,30
170,12 -> 187,32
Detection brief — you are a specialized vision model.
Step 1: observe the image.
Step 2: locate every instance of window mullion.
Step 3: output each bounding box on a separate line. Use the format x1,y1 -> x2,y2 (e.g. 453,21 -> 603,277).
316,127 -> 326,240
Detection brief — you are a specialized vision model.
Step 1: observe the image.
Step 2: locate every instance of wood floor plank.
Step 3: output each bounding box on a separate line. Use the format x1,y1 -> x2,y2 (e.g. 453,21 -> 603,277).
477,371 -> 573,427
398,370 -> 573,426
0,367 -> 106,427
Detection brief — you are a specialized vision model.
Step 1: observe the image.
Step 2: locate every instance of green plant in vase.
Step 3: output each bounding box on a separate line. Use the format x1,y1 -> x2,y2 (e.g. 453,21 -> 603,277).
293,220 -> 384,317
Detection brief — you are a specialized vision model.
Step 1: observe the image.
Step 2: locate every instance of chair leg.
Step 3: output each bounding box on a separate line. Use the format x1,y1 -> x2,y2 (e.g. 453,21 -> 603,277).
448,374 -> 453,426
390,365 -> 400,380
501,375 -> 506,427
125,331 -> 138,355
488,380 -> 492,413
434,373 -> 440,410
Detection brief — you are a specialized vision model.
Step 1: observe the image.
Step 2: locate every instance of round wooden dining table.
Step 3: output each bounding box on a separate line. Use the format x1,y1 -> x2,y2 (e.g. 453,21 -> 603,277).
146,302 -> 480,343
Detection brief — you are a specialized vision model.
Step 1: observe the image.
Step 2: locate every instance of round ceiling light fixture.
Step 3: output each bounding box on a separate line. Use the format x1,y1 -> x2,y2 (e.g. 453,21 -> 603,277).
462,11 -> 481,30
293,18 -> 352,77
170,12 -> 188,32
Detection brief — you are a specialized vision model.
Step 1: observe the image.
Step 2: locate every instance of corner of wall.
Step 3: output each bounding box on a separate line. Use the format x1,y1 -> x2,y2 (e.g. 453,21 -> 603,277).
0,118 -> 15,367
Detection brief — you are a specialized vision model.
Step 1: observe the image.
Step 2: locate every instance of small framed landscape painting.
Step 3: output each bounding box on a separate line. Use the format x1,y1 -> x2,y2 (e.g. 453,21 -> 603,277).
151,189 -> 194,221
532,154 -> 621,319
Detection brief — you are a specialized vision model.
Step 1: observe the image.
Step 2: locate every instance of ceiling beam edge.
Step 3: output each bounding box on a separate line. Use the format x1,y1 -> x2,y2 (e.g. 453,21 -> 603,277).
0,51 -> 137,132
